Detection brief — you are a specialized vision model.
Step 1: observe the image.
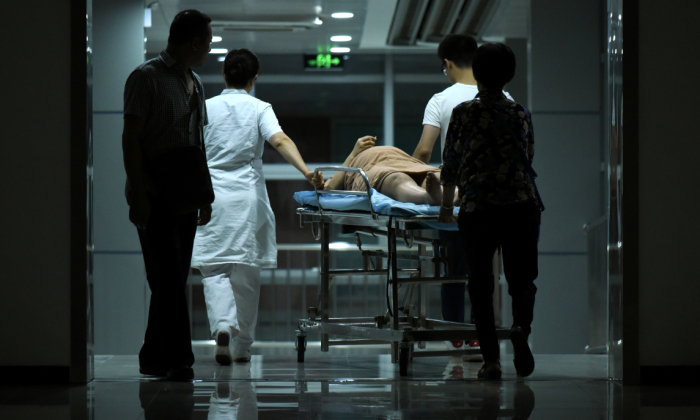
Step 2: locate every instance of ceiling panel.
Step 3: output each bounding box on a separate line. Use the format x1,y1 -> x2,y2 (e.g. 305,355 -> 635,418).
144,0 -> 529,56
146,0 -> 368,55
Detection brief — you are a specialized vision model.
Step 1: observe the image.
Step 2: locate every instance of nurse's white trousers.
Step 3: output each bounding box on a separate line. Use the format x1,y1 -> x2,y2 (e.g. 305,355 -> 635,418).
199,263 -> 261,350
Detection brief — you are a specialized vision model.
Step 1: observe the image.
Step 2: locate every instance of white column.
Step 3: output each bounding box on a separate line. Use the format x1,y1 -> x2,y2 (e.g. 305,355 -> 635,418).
528,0 -> 602,355
93,0 -> 149,355
383,54 -> 394,147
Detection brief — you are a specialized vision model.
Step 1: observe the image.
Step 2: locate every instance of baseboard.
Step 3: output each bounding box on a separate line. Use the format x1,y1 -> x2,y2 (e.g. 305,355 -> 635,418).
640,365 -> 700,385
0,366 -> 70,384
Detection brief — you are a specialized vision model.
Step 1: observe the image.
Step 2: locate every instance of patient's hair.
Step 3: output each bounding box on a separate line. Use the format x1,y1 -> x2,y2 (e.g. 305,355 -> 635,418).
168,10 -> 211,46
223,49 -> 260,88
437,34 -> 478,68
472,42 -> 516,90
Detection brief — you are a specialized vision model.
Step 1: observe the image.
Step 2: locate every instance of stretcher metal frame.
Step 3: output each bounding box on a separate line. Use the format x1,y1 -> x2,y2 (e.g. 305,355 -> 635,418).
294,167 -> 509,376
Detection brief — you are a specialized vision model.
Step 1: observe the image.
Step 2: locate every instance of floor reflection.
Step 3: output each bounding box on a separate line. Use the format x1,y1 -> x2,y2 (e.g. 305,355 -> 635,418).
294,380 -> 536,419
207,381 -> 257,420
2,356 -> 700,419
117,376 -> 540,419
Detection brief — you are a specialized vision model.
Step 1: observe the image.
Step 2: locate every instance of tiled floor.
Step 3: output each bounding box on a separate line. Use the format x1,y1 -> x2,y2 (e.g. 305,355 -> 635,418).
2,349 -> 700,419
94,353 -> 608,381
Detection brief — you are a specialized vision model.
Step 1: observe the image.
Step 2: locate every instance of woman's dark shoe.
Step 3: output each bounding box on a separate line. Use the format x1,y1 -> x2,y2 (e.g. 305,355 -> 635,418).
477,361 -> 502,380
510,326 -> 535,377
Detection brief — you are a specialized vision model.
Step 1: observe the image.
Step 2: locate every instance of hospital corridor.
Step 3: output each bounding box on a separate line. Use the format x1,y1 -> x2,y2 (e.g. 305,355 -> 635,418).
2,0 -> 700,419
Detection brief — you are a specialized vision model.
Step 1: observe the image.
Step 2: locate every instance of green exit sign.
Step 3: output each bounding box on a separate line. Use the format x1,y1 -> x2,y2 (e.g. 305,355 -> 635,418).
304,54 -> 344,71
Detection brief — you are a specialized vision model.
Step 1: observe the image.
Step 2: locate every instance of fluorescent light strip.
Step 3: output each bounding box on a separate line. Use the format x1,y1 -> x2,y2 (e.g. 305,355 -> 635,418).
330,47 -> 350,53
212,36 -> 222,42
330,35 -> 352,42
331,12 -> 354,19
210,48 -> 228,54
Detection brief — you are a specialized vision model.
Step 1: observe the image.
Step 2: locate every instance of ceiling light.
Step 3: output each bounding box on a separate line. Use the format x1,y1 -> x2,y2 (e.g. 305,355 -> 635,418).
330,47 -> 350,53
210,48 -> 228,54
217,56 -> 225,62
331,12 -> 354,19
212,36 -> 222,42
144,8 -> 152,27
330,35 -> 352,42
314,17 -> 323,25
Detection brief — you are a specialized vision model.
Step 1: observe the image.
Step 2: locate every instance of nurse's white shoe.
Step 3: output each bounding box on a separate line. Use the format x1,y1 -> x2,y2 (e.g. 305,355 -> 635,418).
233,347 -> 251,363
215,330 -> 232,366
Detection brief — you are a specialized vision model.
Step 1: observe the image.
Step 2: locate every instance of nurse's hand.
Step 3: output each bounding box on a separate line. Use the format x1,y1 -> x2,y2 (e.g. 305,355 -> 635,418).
307,170 -> 325,189
198,204 -> 212,226
129,190 -> 151,230
351,136 -> 376,157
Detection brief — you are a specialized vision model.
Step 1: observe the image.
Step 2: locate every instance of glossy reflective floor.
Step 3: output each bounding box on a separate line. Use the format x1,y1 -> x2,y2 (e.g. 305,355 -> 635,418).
2,349 -> 700,419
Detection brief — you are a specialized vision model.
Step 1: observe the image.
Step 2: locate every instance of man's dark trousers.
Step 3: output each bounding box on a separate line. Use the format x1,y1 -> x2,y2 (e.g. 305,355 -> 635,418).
458,203 -> 539,362
137,208 -> 197,371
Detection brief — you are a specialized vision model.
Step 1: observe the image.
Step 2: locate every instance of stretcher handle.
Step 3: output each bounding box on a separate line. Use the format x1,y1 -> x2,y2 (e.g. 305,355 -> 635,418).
312,166 -> 377,219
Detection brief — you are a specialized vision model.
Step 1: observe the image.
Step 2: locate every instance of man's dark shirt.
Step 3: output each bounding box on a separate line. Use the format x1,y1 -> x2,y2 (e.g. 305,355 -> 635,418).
124,50 -> 208,195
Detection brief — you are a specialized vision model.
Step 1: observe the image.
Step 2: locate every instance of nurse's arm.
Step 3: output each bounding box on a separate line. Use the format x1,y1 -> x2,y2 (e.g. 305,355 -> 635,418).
268,131 -> 321,186
412,124 -> 440,164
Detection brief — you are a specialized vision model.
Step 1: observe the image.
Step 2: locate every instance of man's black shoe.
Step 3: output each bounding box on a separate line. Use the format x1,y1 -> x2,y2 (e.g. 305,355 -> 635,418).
510,326 -> 535,377
166,366 -> 194,381
139,366 -> 167,377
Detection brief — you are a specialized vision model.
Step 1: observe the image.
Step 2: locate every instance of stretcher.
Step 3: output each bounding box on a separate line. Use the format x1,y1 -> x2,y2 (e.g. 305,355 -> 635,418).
293,167 -> 509,376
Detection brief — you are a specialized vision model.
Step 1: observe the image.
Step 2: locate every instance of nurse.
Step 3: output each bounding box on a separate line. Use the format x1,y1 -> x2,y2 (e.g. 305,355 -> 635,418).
191,48 -> 322,365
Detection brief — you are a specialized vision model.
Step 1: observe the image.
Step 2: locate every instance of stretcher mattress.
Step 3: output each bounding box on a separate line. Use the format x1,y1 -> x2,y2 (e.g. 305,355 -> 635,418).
293,189 -> 459,230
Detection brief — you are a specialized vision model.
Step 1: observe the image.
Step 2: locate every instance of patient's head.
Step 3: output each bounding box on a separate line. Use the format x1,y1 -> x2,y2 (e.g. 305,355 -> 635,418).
223,49 -> 260,89
437,34 -> 478,69
472,42 -> 516,92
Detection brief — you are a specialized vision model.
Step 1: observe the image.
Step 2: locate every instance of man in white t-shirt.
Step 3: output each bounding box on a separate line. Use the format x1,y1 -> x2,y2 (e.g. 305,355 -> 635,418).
412,34 -> 512,357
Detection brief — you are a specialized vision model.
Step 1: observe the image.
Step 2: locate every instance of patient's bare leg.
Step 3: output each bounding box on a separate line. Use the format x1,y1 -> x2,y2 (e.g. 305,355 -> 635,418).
422,172 -> 461,206
424,172 -> 443,205
379,172 -> 442,205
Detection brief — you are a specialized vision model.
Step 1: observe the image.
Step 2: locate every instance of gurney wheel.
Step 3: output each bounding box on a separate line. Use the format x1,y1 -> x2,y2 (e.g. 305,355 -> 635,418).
399,346 -> 409,376
296,334 -> 306,363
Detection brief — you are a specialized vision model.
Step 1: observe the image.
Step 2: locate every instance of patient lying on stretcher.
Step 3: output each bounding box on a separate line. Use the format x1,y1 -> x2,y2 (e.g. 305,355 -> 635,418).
319,136 -> 455,206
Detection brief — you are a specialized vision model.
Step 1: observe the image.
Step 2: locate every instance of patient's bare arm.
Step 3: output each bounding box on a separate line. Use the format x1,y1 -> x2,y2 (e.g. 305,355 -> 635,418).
323,136 -> 376,190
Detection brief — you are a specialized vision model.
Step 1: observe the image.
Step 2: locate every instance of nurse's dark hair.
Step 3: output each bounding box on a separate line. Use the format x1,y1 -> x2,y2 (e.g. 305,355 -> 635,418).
223,49 -> 260,88
437,34 -> 478,68
168,10 -> 212,46
472,42 -> 516,90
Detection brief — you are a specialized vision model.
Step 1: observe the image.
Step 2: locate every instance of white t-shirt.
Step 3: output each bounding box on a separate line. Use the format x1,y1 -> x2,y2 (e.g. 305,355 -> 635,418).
422,83 -> 513,159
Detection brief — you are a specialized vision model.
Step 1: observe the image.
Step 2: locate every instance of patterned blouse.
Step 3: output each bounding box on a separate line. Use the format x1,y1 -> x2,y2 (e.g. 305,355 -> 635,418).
440,91 -> 540,213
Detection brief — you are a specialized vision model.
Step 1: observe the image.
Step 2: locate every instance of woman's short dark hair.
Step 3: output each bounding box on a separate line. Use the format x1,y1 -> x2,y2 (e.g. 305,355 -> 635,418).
437,34 -> 478,68
223,49 -> 260,88
168,10 -> 212,46
472,42 -> 516,90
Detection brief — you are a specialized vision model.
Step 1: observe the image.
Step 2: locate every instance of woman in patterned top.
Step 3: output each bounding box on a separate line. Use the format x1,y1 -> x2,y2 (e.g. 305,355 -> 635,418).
438,43 -> 543,380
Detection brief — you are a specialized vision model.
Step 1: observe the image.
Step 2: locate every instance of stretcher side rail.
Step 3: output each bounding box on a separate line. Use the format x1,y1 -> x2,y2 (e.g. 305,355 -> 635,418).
312,166 -> 377,219
298,208 -> 442,233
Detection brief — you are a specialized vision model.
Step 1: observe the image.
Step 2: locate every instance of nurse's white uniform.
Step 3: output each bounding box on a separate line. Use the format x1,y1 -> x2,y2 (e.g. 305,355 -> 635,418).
192,88 -> 282,351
